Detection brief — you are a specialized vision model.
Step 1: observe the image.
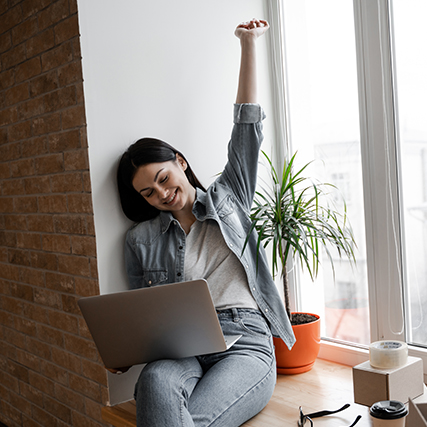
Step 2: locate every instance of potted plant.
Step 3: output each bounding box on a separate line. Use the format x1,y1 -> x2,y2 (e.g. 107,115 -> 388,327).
247,151 -> 356,374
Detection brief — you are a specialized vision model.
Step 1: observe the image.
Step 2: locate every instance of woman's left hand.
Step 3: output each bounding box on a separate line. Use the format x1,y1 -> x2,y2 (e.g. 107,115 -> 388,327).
234,19 -> 270,41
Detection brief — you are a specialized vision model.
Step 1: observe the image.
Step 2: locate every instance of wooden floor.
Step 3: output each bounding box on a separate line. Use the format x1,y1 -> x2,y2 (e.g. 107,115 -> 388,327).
102,358 -> 426,427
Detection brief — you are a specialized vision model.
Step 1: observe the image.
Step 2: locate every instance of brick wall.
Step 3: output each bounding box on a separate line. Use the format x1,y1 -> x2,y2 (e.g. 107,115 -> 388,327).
0,1 -> 110,426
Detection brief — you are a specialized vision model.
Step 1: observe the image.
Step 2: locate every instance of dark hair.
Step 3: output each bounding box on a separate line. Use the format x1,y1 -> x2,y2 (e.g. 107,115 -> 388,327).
117,138 -> 206,222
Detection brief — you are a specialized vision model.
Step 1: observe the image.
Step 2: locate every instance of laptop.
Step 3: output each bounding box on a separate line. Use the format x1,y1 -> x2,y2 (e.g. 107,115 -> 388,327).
77,279 -> 241,369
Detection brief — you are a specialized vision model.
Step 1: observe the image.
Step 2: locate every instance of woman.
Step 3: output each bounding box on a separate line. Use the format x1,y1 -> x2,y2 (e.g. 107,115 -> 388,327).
116,19 -> 295,427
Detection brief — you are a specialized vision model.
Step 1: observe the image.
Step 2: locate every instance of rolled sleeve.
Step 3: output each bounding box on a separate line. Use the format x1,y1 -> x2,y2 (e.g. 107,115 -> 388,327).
233,103 -> 266,124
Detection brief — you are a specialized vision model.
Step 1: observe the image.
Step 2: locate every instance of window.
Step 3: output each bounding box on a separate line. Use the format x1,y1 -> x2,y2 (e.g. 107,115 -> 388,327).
281,0 -> 370,345
276,0 -> 427,355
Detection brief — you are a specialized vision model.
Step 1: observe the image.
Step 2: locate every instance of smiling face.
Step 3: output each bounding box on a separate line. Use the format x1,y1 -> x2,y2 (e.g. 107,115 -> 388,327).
132,154 -> 196,215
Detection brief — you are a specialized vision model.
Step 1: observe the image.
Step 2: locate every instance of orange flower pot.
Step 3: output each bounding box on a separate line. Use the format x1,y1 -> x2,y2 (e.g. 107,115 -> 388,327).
273,313 -> 320,375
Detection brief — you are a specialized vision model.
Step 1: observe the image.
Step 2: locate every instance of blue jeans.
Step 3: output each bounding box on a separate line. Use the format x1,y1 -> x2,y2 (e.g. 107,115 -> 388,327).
134,308 -> 276,427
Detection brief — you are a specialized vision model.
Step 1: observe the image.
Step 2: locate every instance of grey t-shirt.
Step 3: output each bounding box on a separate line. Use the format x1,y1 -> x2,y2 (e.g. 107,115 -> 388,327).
184,219 -> 258,311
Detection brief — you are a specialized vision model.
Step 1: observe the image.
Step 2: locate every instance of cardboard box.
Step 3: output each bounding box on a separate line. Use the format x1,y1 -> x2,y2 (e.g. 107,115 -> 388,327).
407,398 -> 427,426
352,356 -> 424,407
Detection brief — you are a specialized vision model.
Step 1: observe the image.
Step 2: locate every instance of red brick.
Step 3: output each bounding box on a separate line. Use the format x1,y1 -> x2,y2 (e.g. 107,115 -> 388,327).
45,271 -> 74,293
62,104 -> 85,130
54,383 -> 85,412
4,214 -> 27,231
18,97 -> 45,120
64,333 -> 98,360
84,397 -> 104,423
58,254 -> 90,277
41,41 -> 73,71
64,149 -> 88,172
10,390 -> 32,416
8,248 -> 31,266
49,309 -> 78,333
15,316 -> 37,336
61,294 -> 79,315
49,129 -> 80,152
1,295 -> 23,314
29,71 -> 59,97
22,302 -> 48,324
3,179 -> 25,196
40,359 -> 68,386
75,277 -> 99,298
0,162 -> 11,179
30,250 -> 57,270
51,346 -> 81,373
0,230 -> 16,247
58,60 -> 82,87
68,194 -> 92,214
31,405 -> 58,427
55,14 -> 79,44
16,232 -> 42,250
4,326 -> 27,348
72,410 -> 105,427
86,216 -> 95,236
81,359 -> 107,386
38,194 -> 67,213
0,5 -> 22,35
43,395 -> 72,424
22,136 -> 49,158
35,153 -> 64,174
32,112 -> 61,135
8,359 -> 29,383
54,215 -> 86,234
0,197 -> 14,213
82,171 -> 92,193
15,57 -> 42,83
19,267 -> 45,287
2,43 -> 26,69
16,348 -> 41,371
26,29 -> 55,58
52,173 -> 83,193
0,105 -> 18,126
14,196 -> 38,213
69,373 -> 101,401
22,0 -> 52,20
8,120 -> 32,142
42,234 -> 70,253
11,16 -> 38,45
71,235 -> 95,257
37,323 -> 64,346
19,382 -> 43,407
10,158 -> 35,177
5,82 -> 29,106
10,282 -> 34,301
24,175 -> 51,194
78,316 -> 91,340
1,400 -> 23,425
27,215 -> 54,233
33,288 -> 62,310
25,336 -> 51,359
44,85 -> 76,113
0,32 -> 12,55
38,0 -> 70,31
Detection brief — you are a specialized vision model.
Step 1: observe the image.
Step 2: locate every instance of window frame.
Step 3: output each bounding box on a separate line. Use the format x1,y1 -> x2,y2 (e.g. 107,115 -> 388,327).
268,0 -> 427,379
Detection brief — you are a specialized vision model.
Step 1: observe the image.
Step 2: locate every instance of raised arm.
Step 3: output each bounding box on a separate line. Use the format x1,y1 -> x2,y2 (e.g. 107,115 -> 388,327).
235,19 -> 269,104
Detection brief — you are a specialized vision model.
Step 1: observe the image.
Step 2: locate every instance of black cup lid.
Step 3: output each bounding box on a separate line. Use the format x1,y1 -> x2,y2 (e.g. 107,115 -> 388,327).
370,401 -> 408,419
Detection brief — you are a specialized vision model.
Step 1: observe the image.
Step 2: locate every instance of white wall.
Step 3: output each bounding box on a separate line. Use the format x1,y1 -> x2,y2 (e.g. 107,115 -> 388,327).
77,0 -> 274,405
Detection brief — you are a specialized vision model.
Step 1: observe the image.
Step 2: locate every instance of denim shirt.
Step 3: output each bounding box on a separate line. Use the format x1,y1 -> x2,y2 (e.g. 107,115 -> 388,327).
124,104 -> 295,349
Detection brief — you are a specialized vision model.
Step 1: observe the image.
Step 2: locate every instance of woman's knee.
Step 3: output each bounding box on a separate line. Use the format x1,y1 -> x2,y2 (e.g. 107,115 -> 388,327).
134,358 -> 202,401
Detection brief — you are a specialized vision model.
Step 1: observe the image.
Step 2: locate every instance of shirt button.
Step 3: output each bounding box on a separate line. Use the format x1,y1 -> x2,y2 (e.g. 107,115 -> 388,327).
252,287 -> 256,291
179,246 -> 183,250
148,280 -> 152,285
229,243 -> 233,248
265,308 -> 269,313
177,272 -> 181,277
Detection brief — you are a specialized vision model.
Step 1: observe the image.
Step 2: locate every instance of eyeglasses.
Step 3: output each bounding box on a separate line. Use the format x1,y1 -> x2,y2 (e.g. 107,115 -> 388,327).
298,403 -> 362,427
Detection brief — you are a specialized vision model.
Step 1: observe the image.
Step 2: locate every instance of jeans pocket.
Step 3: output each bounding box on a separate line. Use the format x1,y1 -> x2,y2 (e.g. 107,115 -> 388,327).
239,316 -> 271,339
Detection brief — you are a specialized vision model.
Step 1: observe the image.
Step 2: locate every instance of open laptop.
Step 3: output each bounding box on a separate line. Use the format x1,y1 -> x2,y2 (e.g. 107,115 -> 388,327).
77,279 -> 241,369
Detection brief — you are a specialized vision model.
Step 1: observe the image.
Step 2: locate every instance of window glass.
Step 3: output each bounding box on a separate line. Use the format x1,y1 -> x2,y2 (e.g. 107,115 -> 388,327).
282,0 -> 370,344
391,0 -> 427,347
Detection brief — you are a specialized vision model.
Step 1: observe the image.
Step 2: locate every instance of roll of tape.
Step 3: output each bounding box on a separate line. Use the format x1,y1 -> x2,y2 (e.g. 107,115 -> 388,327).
369,341 -> 408,369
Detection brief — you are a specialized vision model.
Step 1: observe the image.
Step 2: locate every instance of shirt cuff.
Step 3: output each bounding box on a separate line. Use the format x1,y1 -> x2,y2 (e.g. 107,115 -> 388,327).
233,103 -> 266,124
